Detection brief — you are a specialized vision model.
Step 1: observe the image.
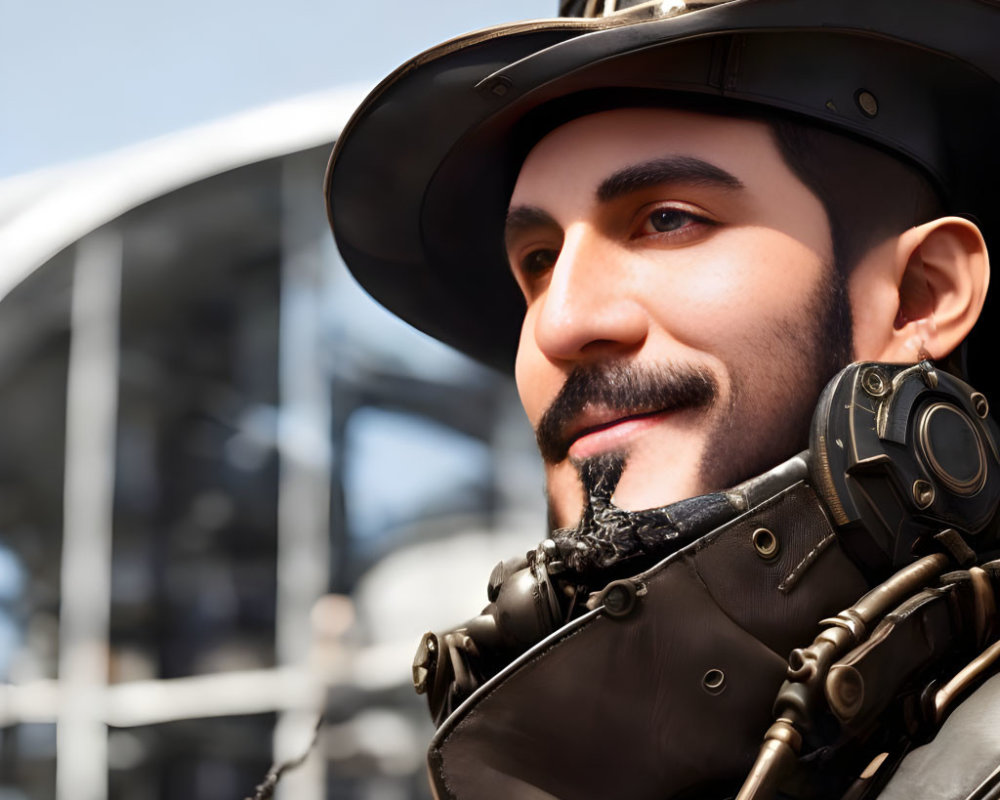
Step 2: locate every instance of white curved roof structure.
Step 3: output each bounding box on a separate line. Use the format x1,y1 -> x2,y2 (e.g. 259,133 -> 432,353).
0,84 -> 368,306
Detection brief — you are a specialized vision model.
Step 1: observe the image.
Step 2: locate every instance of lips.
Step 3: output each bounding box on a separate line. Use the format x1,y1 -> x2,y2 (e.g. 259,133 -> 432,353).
534,362 -> 719,464
565,407 -> 670,461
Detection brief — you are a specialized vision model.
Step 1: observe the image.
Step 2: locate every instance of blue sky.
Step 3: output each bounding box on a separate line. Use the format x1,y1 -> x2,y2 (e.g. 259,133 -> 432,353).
0,0 -> 551,178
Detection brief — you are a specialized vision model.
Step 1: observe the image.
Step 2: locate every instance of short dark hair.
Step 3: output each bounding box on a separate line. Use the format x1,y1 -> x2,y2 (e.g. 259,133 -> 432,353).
769,118 -> 945,275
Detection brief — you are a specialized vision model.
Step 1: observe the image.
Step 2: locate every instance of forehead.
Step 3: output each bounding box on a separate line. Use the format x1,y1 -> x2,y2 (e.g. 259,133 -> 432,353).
510,107 -> 782,204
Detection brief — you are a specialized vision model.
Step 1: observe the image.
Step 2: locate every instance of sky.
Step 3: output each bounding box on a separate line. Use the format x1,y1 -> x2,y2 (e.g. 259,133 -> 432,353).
0,0 -> 552,179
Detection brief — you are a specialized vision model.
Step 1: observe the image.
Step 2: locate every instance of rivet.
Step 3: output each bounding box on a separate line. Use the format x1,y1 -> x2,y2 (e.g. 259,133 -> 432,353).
702,668 -> 726,695
752,527 -> 780,560
860,366 -> 889,398
487,77 -> 512,97
972,392 -> 989,419
913,479 -> 935,510
856,89 -> 878,118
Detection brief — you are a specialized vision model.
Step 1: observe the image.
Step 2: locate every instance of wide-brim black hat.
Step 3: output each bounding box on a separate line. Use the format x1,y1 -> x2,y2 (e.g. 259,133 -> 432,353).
326,0 -> 1000,382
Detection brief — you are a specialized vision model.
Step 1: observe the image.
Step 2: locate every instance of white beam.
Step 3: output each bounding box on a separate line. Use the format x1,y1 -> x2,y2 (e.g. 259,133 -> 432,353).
56,229 -> 122,800
273,150 -> 334,800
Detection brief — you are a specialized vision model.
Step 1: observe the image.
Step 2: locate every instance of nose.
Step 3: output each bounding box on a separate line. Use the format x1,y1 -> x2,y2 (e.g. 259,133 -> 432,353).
530,225 -> 648,362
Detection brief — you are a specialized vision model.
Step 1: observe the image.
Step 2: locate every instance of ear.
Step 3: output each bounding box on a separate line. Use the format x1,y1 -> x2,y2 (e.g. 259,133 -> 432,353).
857,217 -> 989,363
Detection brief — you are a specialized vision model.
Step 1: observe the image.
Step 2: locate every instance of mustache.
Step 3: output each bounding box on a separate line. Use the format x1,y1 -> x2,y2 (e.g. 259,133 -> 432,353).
535,361 -> 718,463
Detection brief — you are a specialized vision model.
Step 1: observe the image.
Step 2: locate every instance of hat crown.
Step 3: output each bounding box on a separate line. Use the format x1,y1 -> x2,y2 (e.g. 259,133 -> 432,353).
559,0 -> 732,20
327,0 -> 1000,390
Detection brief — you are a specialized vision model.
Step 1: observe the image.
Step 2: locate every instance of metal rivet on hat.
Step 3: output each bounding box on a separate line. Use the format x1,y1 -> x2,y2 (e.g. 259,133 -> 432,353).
486,77 -> 512,97
702,668 -> 726,695
856,89 -> 879,118
752,527 -> 780,560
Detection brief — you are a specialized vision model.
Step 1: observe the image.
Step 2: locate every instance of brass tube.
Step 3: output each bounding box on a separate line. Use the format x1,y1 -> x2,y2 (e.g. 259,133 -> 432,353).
736,553 -> 951,800
734,720 -> 802,800
970,566 -> 997,647
934,638 -> 1000,723
851,553 -> 950,625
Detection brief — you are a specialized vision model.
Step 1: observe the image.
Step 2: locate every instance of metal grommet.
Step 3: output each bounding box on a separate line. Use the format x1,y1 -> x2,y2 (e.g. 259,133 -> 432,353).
913,479 -> 935,510
601,580 -> 638,618
860,366 -> 889,398
856,89 -> 879,118
752,527 -> 780,560
972,392 -> 990,419
702,668 -> 726,695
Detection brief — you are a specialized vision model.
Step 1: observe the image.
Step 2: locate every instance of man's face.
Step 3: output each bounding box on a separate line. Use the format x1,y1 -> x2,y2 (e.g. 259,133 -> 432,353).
506,108 -> 851,528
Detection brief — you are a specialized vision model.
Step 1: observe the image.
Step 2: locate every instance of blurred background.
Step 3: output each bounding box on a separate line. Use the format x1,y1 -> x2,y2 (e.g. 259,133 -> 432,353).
0,1 -> 552,797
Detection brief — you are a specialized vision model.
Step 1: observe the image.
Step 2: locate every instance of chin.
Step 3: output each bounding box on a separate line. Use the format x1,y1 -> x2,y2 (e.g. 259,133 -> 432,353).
611,470 -> 703,512
547,449 -> 707,528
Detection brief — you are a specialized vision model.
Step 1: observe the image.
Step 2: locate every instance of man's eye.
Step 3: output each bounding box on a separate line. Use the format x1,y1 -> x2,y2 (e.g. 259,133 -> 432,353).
520,248 -> 558,276
643,208 -> 700,234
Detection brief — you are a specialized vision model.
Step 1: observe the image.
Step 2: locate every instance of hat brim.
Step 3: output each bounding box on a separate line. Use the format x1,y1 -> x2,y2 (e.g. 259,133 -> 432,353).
326,0 -> 1000,378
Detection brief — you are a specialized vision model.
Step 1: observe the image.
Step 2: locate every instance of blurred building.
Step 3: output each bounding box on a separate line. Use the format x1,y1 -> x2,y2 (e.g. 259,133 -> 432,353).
0,88 -> 546,800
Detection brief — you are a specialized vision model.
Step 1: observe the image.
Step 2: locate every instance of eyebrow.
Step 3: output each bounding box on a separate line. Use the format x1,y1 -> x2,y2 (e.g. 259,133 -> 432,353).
504,205 -> 560,250
504,156 -> 743,248
596,156 -> 744,203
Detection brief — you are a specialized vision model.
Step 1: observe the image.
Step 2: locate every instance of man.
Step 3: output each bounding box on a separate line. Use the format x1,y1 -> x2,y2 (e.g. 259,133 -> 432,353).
325,1 -> 1000,797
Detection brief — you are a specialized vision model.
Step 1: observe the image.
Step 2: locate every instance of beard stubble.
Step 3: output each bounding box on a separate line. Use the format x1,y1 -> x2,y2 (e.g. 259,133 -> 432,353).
538,261 -> 854,524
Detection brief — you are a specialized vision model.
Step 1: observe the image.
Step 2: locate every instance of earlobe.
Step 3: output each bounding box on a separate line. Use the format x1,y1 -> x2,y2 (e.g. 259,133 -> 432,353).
877,217 -> 989,363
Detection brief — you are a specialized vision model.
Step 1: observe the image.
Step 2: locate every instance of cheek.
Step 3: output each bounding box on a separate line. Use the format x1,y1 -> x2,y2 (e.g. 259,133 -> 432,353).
514,313 -> 550,425
648,231 -> 827,348
546,462 -> 585,529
